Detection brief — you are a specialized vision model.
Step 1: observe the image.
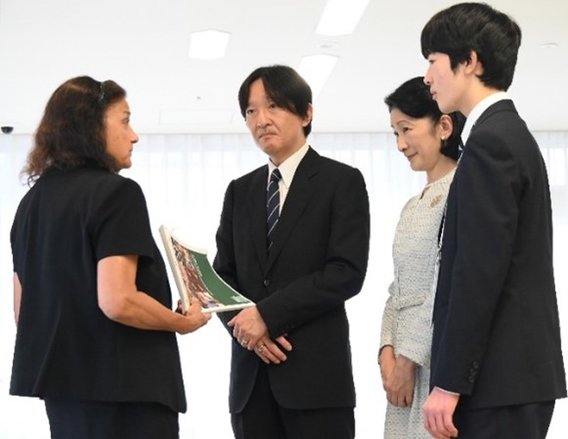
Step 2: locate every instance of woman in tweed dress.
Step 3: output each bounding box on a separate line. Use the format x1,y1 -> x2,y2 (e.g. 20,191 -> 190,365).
379,77 -> 464,438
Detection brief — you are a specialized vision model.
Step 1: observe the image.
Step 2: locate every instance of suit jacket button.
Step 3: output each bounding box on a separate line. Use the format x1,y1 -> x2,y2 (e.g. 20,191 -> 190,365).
263,279 -> 270,287
472,361 -> 480,369
468,376 -> 475,383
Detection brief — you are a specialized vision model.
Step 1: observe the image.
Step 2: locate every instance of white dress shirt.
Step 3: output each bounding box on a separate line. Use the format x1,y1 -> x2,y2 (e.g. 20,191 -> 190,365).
267,142 -> 309,213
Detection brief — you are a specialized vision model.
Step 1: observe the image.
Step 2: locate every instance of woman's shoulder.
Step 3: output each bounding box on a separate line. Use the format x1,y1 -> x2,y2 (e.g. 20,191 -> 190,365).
79,168 -> 143,194
428,168 -> 456,194
61,169 -> 147,212
436,167 -> 456,184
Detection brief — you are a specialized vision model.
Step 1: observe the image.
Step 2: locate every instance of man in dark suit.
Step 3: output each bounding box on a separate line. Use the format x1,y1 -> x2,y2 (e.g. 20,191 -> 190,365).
419,4 -> 566,439
213,65 -> 370,439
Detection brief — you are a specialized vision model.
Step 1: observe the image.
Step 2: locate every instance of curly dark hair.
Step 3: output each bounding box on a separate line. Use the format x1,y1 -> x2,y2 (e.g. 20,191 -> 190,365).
23,76 -> 126,184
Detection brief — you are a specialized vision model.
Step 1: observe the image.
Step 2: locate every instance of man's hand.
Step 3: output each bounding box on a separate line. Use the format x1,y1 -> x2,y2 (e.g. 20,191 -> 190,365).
228,306 -> 267,348
229,306 -> 292,364
253,335 -> 292,364
423,387 -> 460,439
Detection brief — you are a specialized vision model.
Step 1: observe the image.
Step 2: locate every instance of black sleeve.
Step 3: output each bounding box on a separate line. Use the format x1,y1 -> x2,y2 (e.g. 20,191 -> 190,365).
91,178 -> 155,262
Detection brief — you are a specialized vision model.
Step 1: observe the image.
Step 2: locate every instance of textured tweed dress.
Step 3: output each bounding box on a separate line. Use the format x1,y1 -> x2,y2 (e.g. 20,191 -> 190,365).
380,169 -> 455,439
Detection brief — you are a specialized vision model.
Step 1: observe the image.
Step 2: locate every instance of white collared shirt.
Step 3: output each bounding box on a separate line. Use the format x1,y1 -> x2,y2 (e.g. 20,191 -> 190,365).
461,91 -> 509,145
267,142 -> 309,213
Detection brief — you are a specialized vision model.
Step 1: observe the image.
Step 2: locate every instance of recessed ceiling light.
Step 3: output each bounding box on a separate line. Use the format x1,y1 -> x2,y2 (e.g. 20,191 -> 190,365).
316,0 -> 370,36
541,42 -> 559,49
188,30 -> 231,59
318,41 -> 340,50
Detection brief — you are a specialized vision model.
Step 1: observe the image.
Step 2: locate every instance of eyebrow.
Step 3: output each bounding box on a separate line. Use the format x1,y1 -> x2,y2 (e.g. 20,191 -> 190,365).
393,118 -> 413,125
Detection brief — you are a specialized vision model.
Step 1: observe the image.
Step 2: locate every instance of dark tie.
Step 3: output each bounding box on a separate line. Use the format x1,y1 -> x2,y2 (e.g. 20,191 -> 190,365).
266,168 -> 282,249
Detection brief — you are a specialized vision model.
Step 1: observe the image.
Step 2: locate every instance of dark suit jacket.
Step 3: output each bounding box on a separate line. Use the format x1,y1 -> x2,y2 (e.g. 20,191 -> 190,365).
431,100 -> 566,410
213,147 -> 370,413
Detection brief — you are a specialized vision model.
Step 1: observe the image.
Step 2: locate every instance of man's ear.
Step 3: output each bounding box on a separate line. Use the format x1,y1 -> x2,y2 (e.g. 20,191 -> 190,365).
302,104 -> 313,127
465,50 -> 484,76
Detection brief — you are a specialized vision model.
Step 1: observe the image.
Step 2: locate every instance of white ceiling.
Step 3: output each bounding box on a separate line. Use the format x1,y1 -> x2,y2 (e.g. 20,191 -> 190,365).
0,0 -> 566,135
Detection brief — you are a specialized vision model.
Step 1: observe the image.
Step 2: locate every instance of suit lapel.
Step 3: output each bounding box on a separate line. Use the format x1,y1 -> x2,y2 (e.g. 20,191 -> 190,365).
265,148 -> 320,272
247,166 -> 269,273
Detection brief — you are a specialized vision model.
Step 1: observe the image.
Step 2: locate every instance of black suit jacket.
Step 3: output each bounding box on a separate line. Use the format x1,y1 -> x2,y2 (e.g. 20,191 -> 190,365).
431,100 -> 566,409
213,147 -> 370,413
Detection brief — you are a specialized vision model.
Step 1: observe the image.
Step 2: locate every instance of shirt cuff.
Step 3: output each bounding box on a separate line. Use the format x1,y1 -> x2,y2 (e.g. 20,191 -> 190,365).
435,386 -> 460,396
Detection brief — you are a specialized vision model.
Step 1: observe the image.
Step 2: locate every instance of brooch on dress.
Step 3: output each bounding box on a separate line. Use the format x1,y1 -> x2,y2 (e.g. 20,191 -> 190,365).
430,195 -> 442,207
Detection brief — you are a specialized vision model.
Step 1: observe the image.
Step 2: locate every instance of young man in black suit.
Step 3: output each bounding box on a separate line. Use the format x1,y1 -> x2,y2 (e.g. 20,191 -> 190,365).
420,3 -> 566,438
213,65 -> 370,439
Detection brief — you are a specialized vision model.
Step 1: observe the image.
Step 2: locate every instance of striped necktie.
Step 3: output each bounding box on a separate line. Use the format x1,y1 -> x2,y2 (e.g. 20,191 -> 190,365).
266,168 -> 282,249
